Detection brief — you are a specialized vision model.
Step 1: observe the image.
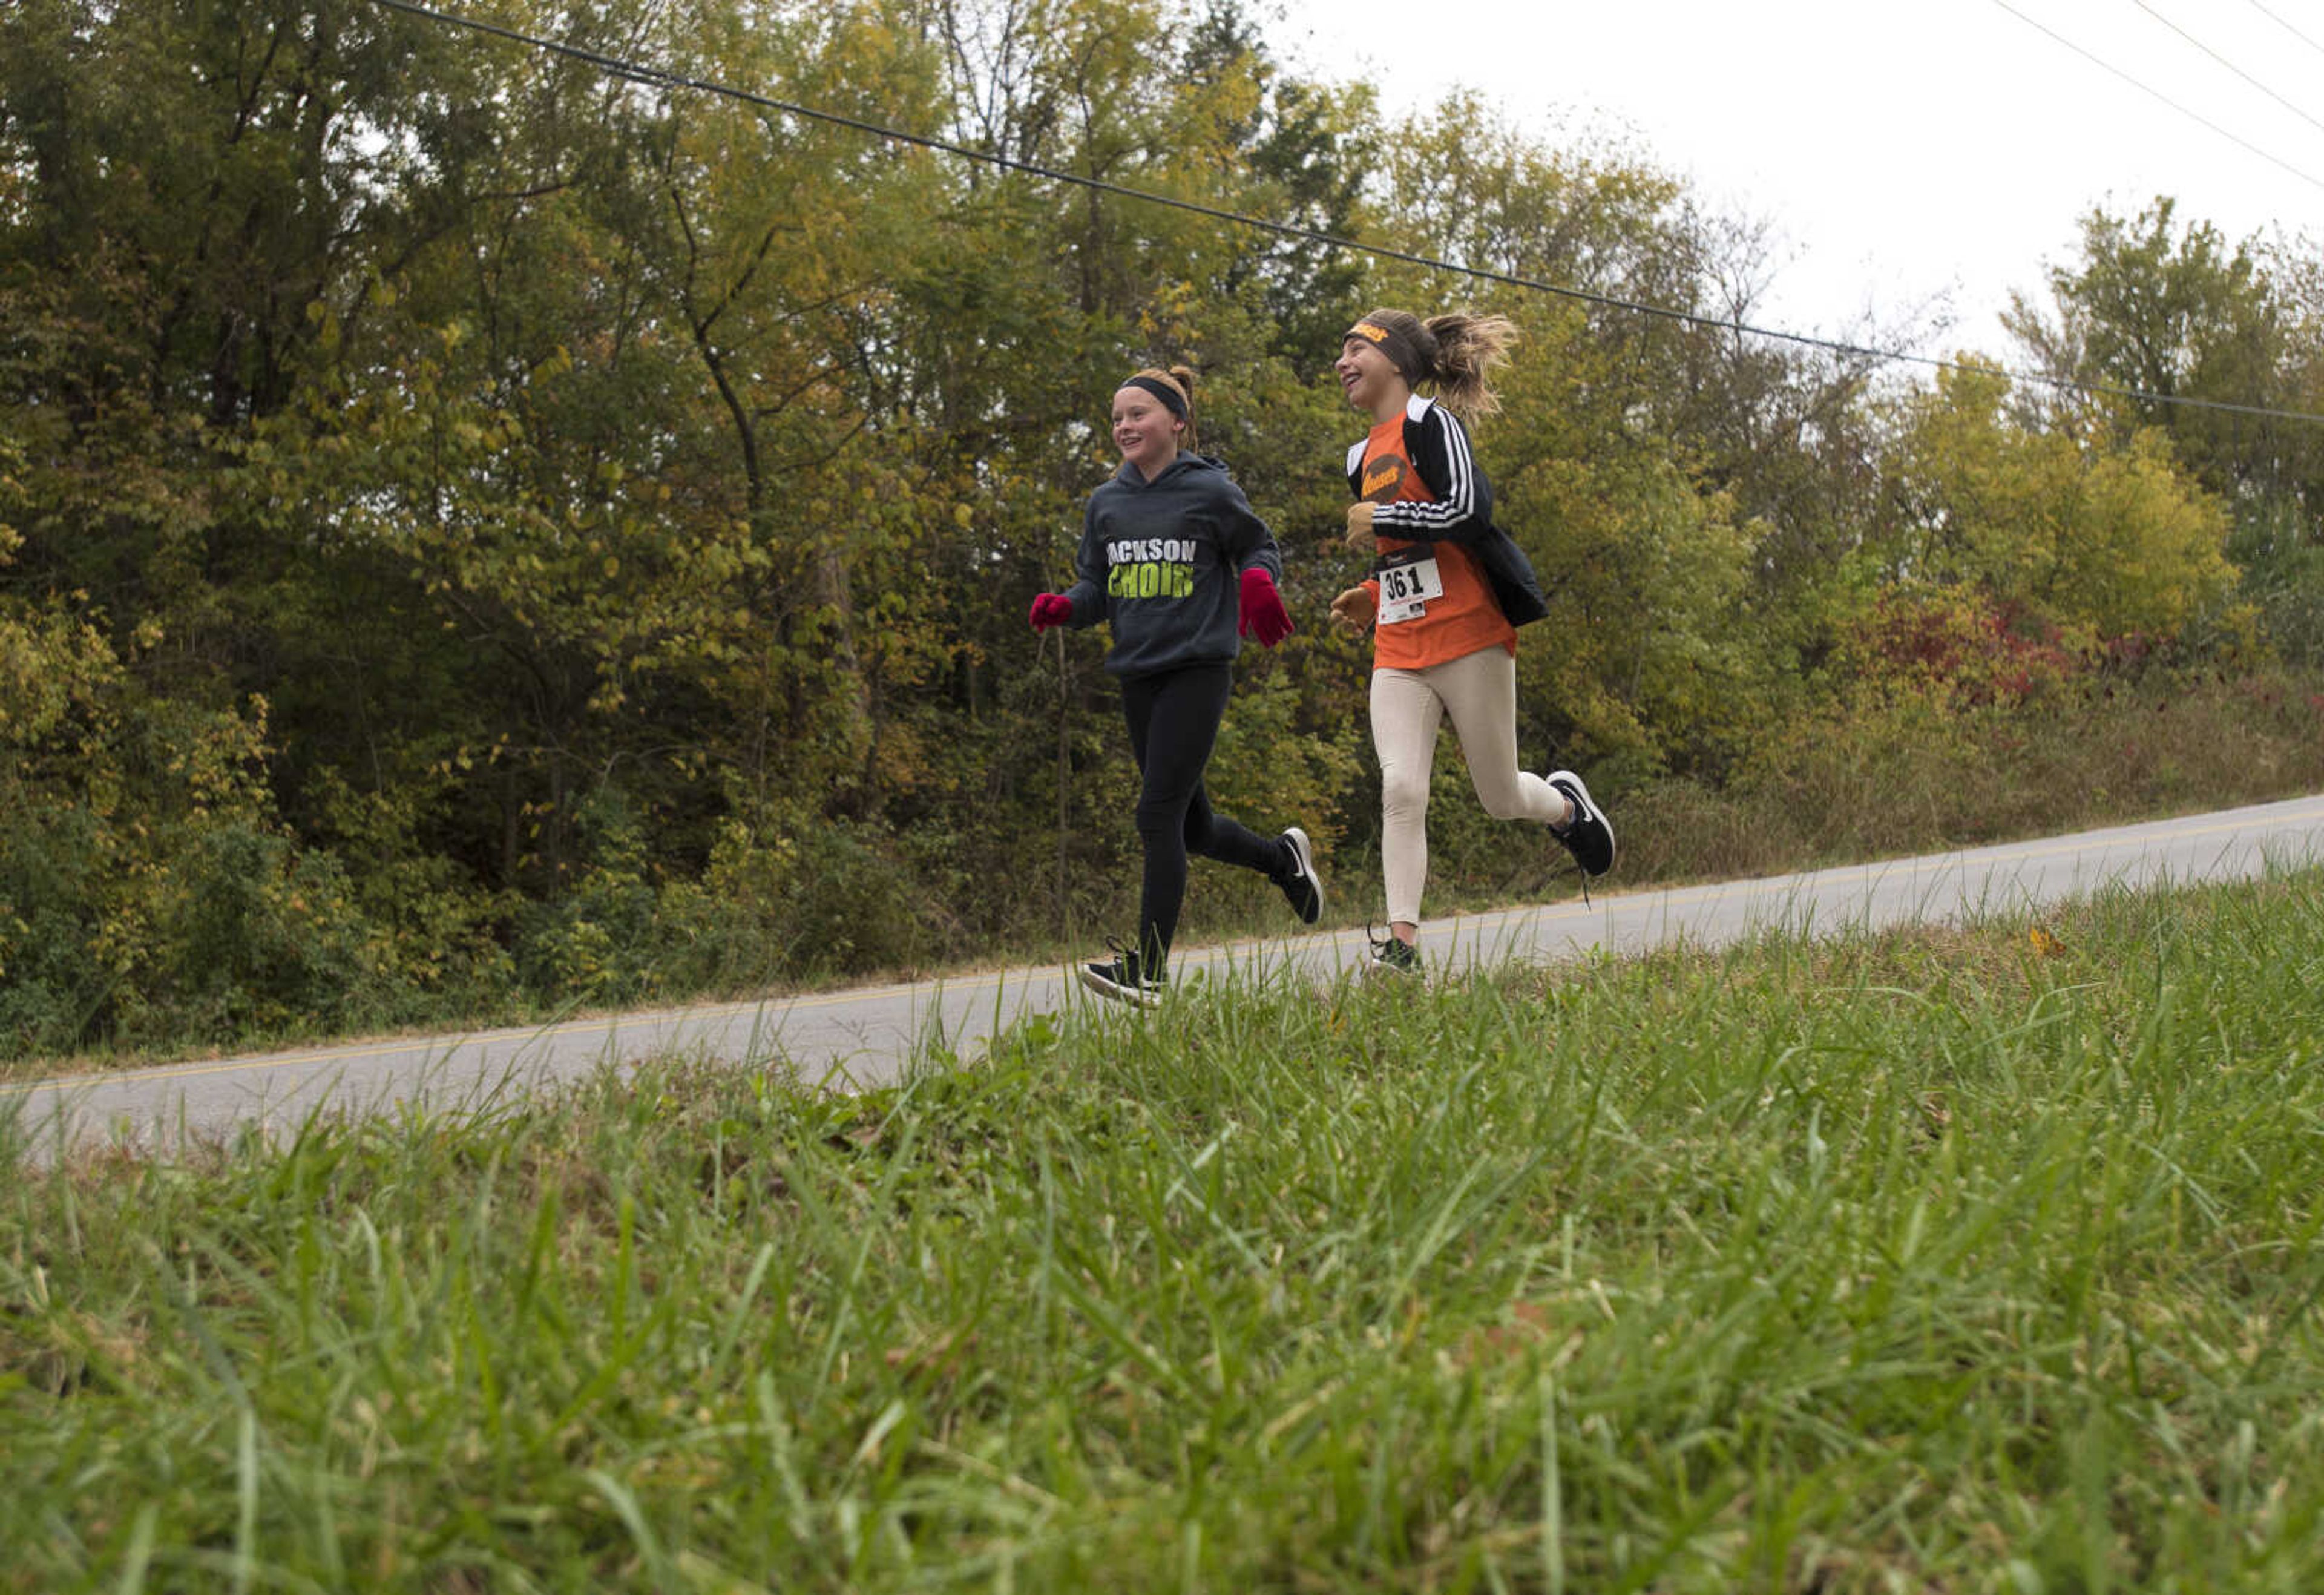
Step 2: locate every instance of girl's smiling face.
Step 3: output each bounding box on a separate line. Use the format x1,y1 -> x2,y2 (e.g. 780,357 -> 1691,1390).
1111,386 -> 1184,478
1334,335 -> 1403,418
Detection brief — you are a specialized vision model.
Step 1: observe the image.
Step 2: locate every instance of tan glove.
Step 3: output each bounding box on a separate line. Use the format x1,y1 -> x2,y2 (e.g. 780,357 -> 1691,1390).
1342,501 -> 1377,551
1330,585 -> 1377,633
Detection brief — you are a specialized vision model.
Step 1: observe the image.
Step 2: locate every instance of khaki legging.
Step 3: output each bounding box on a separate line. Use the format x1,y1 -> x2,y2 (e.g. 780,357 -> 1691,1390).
1372,645 -> 1569,926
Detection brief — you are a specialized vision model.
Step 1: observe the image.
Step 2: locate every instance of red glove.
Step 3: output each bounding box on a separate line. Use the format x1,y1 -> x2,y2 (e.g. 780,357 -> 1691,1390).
1238,568 -> 1294,648
1028,593 -> 1074,632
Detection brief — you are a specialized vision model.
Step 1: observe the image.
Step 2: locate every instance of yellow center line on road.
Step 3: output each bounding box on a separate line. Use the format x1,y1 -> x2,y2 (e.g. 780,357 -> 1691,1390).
10,800 -> 2321,1102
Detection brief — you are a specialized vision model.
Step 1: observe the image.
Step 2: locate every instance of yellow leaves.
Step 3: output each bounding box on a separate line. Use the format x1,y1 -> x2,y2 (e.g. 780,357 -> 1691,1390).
1896,376 -> 2234,641
0,601 -> 134,748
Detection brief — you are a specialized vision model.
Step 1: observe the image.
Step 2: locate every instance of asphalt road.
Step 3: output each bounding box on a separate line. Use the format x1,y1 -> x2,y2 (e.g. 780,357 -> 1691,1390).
8,792 -> 2323,1162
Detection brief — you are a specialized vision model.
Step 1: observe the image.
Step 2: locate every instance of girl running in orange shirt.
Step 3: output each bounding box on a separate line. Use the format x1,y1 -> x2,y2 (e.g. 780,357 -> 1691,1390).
1328,309 -> 1613,974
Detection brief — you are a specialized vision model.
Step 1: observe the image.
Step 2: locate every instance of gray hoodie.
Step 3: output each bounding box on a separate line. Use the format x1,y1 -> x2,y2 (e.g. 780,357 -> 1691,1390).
1062,451 -> 1284,678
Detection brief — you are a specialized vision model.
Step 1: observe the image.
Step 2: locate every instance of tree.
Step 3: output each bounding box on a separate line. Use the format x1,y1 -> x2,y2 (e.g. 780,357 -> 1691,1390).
2004,199 -> 2313,522
1880,363 -> 2236,642
1178,0 -> 1373,370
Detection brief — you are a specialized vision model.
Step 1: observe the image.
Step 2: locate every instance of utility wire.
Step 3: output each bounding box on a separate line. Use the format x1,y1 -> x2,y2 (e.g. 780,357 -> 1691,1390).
1991,0 -> 2324,196
371,0 -> 2324,428
2135,0 -> 2324,140
2247,0 -> 2324,63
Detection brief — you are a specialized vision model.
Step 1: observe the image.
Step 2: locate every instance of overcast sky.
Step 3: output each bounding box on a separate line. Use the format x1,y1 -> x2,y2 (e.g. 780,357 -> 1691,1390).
1264,0 -> 2323,360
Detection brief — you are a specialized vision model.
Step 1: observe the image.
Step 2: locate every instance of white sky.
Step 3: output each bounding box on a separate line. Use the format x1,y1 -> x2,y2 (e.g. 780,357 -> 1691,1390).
1265,0 -> 2324,360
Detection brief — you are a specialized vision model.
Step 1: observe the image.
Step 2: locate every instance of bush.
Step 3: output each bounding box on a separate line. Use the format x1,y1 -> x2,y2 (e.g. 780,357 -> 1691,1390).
0,805 -> 116,1056
2242,543 -> 2324,670
127,820 -> 390,1044
513,788 -> 663,1007
567,807 -> 937,1003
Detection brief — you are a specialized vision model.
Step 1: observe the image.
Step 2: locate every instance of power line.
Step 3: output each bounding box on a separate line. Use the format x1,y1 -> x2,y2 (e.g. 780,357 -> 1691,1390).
2247,0 -> 2324,63
1990,0 -> 2324,196
370,0 -> 2324,429
2135,0 -> 2324,140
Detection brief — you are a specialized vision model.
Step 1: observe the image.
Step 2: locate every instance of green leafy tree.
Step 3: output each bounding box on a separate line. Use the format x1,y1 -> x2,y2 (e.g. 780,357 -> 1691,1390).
1880,363 -> 2236,642
2004,198 -> 2320,533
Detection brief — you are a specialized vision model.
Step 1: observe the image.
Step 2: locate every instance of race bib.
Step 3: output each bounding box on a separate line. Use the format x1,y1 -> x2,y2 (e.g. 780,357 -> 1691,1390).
1374,549 -> 1443,625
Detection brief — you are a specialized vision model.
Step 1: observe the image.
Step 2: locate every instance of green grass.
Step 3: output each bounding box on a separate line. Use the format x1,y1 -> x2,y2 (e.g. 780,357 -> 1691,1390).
7,868 -> 2324,1591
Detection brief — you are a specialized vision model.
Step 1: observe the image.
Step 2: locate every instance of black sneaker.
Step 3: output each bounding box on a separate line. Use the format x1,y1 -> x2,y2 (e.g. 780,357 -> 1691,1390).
1278,826 -> 1325,925
1365,929 -> 1421,977
1545,770 -> 1614,877
1080,941 -> 1166,1007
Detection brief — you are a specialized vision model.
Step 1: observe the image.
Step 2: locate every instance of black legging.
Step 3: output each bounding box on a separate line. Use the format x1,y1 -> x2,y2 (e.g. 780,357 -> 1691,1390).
1120,662 -> 1284,971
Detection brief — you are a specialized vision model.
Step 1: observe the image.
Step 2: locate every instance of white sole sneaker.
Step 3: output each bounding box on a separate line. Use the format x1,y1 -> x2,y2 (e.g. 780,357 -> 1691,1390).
1544,770 -> 1615,877
1363,932 -> 1422,979
1079,961 -> 1164,1007
1281,826 -> 1325,925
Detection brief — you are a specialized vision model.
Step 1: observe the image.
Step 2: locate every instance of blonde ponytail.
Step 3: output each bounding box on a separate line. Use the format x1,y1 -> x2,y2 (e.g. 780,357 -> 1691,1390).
1422,313 -> 1517,422
1347,308 -> 1517,423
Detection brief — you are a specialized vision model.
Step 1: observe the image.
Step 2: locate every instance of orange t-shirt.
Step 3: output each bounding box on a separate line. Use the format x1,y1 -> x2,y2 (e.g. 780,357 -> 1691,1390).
1359,415 -> 1516,669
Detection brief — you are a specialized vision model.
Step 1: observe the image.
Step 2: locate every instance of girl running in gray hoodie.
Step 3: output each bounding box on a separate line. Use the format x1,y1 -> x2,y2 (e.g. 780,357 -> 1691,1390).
1030,365 -> 1324,1005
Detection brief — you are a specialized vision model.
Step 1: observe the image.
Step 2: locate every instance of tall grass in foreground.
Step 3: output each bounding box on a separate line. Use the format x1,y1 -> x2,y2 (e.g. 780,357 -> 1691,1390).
6,870 -> 2324,1593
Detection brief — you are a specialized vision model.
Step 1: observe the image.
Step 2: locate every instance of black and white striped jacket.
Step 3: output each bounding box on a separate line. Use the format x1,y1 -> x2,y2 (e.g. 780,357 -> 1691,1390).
1344,395 -> 1549,628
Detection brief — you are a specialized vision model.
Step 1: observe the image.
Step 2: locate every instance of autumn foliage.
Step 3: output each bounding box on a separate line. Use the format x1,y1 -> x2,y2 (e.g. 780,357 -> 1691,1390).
2,0 -> 2320,1057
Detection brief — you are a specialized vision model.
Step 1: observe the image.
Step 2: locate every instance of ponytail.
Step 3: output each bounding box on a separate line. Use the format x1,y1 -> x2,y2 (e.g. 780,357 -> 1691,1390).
1347,308 -> 1518,423
1422,312 -> 1517,423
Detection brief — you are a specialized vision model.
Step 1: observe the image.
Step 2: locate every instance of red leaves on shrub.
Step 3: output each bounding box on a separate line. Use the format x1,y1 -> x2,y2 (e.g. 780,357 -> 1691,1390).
1848,588 -> 2078,709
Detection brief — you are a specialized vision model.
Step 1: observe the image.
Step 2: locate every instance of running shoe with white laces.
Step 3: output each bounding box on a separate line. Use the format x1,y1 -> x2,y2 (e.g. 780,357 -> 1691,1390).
1544,770 -> 1615,877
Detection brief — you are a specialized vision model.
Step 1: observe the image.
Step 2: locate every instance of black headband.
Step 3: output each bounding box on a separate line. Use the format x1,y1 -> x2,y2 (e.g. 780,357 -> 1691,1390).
1123,374 -> 1188,419
1347,317 -> 1428,385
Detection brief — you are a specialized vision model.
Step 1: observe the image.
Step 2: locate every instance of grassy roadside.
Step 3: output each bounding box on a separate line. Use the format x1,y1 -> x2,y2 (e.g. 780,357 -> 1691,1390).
7,867 -> 2324,1590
